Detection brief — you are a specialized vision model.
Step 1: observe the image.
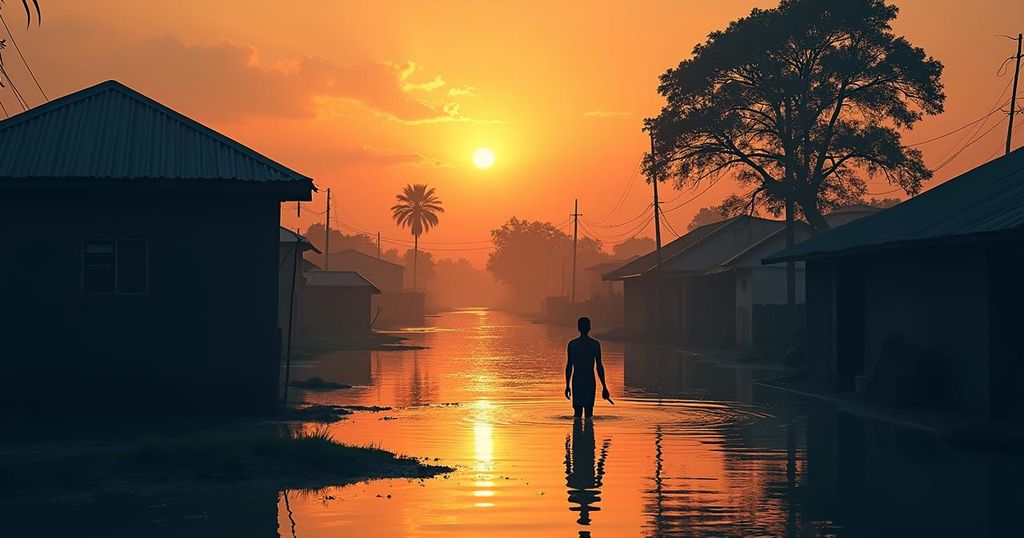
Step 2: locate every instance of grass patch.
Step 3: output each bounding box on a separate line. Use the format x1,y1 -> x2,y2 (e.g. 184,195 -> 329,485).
290,377 -> 352,390
1,423 -> 450,505
131,425 -> 444,485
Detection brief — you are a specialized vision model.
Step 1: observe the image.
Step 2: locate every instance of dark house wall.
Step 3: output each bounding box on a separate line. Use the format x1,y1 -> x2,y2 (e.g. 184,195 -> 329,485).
302,286 -> 373,341
0,190 -> 282,413
807,246 -> 1001,416
373,291 -> 425,327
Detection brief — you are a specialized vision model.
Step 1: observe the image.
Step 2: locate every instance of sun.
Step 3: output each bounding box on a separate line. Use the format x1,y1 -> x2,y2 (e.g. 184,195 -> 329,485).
472,147 -> 496,169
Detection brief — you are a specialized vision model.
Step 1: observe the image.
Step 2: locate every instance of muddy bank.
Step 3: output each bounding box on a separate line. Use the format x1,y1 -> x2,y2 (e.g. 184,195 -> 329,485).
0,415 -> 450,506
293,331 -> 427,356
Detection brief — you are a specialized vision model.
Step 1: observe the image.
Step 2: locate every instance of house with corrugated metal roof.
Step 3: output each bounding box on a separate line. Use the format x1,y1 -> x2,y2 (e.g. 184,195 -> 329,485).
765,148 -> 1024,419
0,80 -> 314,413
323,249 -> 426,327
602,215 -> 784,344
302,271 -> 382,340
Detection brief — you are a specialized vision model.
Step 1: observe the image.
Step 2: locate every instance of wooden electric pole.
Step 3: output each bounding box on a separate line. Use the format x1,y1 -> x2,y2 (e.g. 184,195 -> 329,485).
282,228 -> 300,407
650,133 -> 663,271
324,188 -> 331,270
571,199 -> 580,303
1007,33 -> 1022,156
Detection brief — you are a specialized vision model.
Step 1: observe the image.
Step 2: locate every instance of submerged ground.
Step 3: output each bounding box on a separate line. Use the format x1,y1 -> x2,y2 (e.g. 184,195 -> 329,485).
7,309 -> 1024,536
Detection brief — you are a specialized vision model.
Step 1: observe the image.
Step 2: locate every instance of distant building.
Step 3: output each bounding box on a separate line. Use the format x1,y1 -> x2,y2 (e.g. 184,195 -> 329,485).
707,208 -> 878,358
324,249 -> 425,327
0,80 -> 314,413
766,149 -> 1024,418
327,249 -> 403,291
302,271 -> 382,340
603,216 -> 783,344
279,227 -> 320,352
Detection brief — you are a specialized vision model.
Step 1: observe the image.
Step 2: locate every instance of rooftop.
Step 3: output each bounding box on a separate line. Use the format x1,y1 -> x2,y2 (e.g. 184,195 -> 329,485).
765,148 -> 1024,263
304,271 -> 382,293
0,80 -> 313,199
602,215 -> 783,280
280,227 -> 321,254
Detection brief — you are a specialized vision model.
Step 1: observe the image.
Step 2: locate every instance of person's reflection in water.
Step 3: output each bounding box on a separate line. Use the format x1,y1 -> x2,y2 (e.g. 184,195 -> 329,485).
565,417 -> 610,531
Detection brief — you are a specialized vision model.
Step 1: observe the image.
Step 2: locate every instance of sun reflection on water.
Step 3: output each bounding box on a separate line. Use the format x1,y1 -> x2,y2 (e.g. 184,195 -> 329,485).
472,400 -> 496,506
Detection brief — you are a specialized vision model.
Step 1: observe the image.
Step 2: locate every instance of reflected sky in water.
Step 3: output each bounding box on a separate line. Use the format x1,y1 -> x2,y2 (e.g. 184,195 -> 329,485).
12,309 -> 1023,536
278,308 -> 1024,537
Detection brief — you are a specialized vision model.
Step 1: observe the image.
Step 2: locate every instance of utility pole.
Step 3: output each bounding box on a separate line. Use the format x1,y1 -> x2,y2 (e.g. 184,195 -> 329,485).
377,231 -> 381,260
324,188 -> 331,270
282,228 -> 300,408
1007,32 -> 1022,156
571,199 -> 580,303
650,134 -> 664,271
650,133 -> 665,338
296,201 -> 300,217
785,194 -> 796,308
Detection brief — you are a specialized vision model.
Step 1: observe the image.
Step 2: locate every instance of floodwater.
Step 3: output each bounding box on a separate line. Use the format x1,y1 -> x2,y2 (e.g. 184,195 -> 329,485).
10,309 -> 1024,537
279,309 -> 1024,537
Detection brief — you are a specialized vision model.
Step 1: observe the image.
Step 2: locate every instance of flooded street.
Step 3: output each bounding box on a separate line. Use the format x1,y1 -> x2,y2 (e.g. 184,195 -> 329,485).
280,309 -> 1024,537
10,309 -> 1024,537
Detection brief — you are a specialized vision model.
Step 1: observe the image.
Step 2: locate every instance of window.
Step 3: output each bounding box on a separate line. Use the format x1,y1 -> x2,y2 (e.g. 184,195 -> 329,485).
83,240 -> 148,294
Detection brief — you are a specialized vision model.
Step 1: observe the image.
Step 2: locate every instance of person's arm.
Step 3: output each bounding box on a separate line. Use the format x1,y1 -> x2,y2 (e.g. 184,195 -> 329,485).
595,342 -> 610,400
565,342 -> 573,400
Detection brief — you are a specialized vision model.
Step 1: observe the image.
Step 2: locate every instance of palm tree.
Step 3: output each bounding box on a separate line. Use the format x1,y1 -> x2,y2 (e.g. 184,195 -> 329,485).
391,184 -> 443,290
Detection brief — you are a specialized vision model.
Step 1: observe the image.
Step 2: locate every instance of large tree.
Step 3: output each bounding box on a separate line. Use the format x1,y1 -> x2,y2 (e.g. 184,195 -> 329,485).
487,218 -> 608,312
645,0 -> 944,230
687,206 -> 726,231
391,184 -> 443,290
611,236 -> 655,260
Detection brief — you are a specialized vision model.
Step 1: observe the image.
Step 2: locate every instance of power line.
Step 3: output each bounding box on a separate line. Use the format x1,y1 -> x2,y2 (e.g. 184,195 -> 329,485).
589,156 -> 642,224
0,62 -> 29,110
0,13 -> 46,101
660,175 -> 727,214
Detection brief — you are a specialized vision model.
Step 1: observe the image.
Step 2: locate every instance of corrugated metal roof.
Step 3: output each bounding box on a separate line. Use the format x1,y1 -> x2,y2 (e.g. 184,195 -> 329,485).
602,216 -> 783,280
280,227 -> 321,254
304,271 -> 382,293
764,148 -> 1024,263
330,249 -> 405,269
0,80 -> 314,188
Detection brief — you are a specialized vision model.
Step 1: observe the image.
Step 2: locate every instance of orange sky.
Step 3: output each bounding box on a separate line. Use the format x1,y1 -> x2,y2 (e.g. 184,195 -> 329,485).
8,0 -> 1024,264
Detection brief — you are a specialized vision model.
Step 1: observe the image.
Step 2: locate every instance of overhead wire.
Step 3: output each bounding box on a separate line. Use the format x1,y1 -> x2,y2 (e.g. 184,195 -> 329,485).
588,156 -> 642,224
0,13 -> 46,101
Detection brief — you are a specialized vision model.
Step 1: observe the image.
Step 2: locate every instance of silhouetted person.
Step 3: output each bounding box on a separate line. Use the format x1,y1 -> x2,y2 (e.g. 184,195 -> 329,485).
565,417 -> 609,527
564,317 -> 610,418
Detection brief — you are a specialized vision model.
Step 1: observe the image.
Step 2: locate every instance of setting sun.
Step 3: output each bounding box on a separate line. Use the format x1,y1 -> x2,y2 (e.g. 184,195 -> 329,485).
472,147 -> 496,169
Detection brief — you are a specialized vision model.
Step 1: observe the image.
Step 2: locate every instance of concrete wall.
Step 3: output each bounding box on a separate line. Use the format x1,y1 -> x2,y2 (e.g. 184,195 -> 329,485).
623,277 -> 648,337
373,291 -> 425,327
302,286 -> 373,341
751,266 -> 806,305
0,189 -> 282,413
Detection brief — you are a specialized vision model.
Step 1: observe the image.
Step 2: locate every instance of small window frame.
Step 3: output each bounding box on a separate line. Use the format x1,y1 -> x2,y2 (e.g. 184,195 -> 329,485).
82,239 -> 149,296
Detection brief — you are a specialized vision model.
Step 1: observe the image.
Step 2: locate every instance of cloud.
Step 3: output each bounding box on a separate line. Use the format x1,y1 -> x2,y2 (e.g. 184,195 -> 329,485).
337,146 -> 451,168
447,86 -> 478,97
29,21 -> 494,125
583,108 -> 630,118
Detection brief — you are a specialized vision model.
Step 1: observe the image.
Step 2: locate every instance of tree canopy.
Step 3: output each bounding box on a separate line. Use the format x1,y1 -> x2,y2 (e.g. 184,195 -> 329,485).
645,0 -> 944,230
611,236 -> 655,260
486,218 -> 608,312
687,206 -> 727,231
